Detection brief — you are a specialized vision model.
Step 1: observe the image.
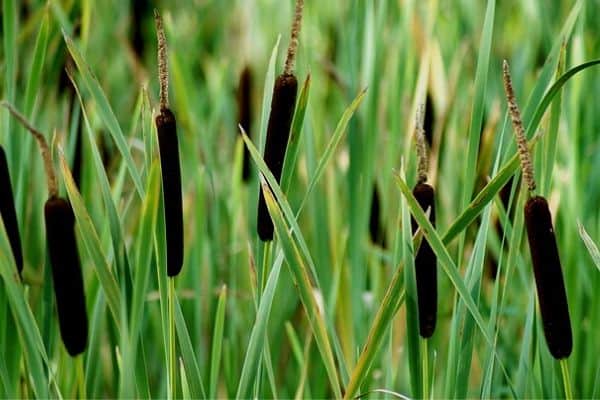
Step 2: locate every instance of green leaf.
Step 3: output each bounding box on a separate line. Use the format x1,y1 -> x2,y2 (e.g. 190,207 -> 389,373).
63,33 -> 145,198
281,74 -> 311,192
443,58 -> 600,246
59,152 -> 122,333
261,182 -> 342,398
394,172 -> 517,396
236,253 -> 284,399
209,285 -> 227,399
296,88 -> 367,216
0,224 -> 51,398
174,295 -> 206,399
578,222 -> 600,272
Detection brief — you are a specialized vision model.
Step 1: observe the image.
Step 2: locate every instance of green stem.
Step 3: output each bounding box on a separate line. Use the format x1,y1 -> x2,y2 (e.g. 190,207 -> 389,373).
421,338 -> 429,400
76,355 -> 86,399
560,358 -> 572,400
168,278 -> 176,399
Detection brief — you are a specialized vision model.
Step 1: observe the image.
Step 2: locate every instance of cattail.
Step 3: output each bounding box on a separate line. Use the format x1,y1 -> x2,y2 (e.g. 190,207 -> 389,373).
1,101 -> 88,356
131,0 -> 151,58
423,92 -> 435,146
154,10 -> 184,277
411,183 -> 437,338
237,66 -> 253,182
44,196 -> 88,356
503,60 -> 572,359
412,104 -> 437,338
0,146 -> 23,276
369,183 -> 386,248
257,0 -> 304,241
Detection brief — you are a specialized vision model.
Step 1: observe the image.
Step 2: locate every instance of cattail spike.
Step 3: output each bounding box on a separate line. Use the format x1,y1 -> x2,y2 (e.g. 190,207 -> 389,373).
1,101 -> 58,198
415,104 -> 429,184
154,9 -> 169,110
45,197 -> 88,356
0,146 -> 23,276
284,0 -> 304,75
502,60 -> 536,192
412,182 -> 437,338
524,196 -> 572,359
256,74 -> 298,241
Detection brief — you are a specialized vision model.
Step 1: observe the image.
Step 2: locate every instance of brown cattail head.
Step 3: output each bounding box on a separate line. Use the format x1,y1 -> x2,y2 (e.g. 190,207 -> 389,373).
44,196 -> 88,356
369,183 -> 386,248
0,146 -> 23,276
156,108 -> 184,277
411,182 -> 437,338
131,0 -> 151,58
502,60 -> 536,193
423,92 -> 435,146
524,196 -> 572,359
256,73 -> 298,241
237,66 -> 253,182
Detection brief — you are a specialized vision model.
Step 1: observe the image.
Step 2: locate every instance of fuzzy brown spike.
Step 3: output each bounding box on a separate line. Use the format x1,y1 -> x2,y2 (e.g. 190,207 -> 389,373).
502,60 -> 536,193
415,104 -> 429,184
154,9 -> 169,110
284,0 -> 304,75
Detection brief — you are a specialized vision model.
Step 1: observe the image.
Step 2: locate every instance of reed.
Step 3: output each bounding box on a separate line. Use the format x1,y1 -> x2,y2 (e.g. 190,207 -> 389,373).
256,0 -> 304,241
1,101 -> 88,356
502,60 -> 572,360
154,10 -> 184,277
412,104 -> 437,338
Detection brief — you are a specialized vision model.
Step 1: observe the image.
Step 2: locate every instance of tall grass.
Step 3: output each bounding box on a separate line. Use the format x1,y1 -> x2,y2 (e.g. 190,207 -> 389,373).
1,0 -> 600,398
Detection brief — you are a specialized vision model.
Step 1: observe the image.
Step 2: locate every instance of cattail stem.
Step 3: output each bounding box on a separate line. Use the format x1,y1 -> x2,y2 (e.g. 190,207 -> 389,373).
421,337 -> 430,399
1,101 -> 58,198
502,60 -> 536,193
154,9 -> 169,111
560,359 -> 573,399
284,0 -> 304,75
415,104 -> 429,184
